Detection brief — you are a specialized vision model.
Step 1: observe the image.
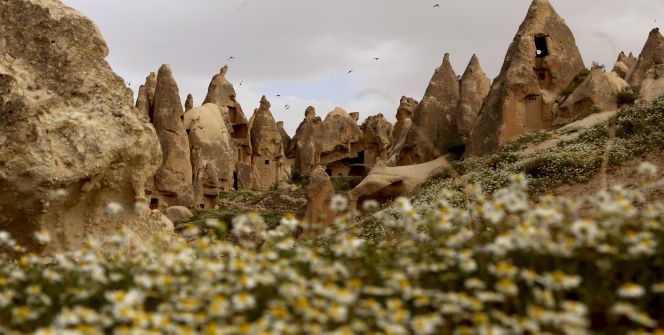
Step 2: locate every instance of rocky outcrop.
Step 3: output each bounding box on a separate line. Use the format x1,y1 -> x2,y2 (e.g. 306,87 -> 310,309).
184,93 -> 194,112
135,72 -> 156,120
0,0 -> 168,253
287,106 -> 317,160
466,0 -> 585,157
249,96 -> 289,190
203,65 -> 252,184
277,121 -> 291,154
627,28 -> 664,102
319,108 -> 365,176
398,53 -> 460,165
304,166 -> 335,233
292,107 -> 324,174
455,54 -> 491,142
348,157 -> 448,213
151,64 -> 194,208
362,114 -> 392,170
162,206 -> 193,225
556,68 -> 631,125
184,103 -> 236,208
612,51 -> 633,79
387,96 -> 418,165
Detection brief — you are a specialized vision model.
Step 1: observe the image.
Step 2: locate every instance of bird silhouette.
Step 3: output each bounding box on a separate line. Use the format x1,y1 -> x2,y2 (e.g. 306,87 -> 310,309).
347,69 -> 354,74
239,80 -> 244,86
373,57 -> 380,61
433,4 -> 440,7
227,56 -> 235,61
276,94 -> 281,97
285,105 -> 290,110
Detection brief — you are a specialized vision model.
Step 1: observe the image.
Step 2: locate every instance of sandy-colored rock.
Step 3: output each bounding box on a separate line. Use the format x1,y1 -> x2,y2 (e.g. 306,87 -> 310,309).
627,28 -> 664,102
151,64 -> 194,208
387,96 -> 418,165
249,96 -> 289,190
136,72 -> 157,121
612,51 -> 632,79
277,121 -> 291,153
555,68 -> 630,125
184,103 -> 236,208
362,114 -> 392,170
398,53 -> 460,165
184,93 -> 194,112
466,0 -> 585,157
455,54 -> 491,143
287,106 -> 317,159
0,0 -> 168,253
203,65 -> 252,169
304,166 -> 335,233
162,206 -> 193,225
348,157 -> 448,213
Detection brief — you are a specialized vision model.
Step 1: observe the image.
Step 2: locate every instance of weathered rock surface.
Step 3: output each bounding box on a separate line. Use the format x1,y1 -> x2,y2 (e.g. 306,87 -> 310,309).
184,93 -> 194,112
348,157 -> 448,213
455,54 -> 491,142
136,72 -> 156,121
556,68 -> 630,125
398,53 -> 460,165
612,51 -> 633,79
387,96 -> 418,165
162,206 -> 193,225
184,103 -> 236,208
249,96 -> 289,190
304,166 -> 335,233
319,108 -> 365,176
0,0 -> 168,253
362,114 -> 392,170
466,0 -> 585,157
277,121 -> 291,154
152,64 -> 193,207
627,28 -> 664,102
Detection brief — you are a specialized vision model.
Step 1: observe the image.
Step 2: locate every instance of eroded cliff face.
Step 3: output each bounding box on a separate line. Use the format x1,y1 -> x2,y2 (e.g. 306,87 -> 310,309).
0,0 -> 170,253
466,0 -> 585,157
627,28 -> 664,102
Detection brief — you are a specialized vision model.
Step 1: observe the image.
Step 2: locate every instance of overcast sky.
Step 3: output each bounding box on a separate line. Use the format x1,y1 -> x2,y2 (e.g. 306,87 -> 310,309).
61,0 -> 662,135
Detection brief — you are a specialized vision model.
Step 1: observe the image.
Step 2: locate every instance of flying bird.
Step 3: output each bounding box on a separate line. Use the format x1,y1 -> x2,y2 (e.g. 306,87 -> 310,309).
347,69 -> 354,74
276,94 -> 281,97
227,56 -> 235,61
433,4 -> 440,7
373,57 -> 380,61
285,105 -> 290,110
239,80 -> 244,86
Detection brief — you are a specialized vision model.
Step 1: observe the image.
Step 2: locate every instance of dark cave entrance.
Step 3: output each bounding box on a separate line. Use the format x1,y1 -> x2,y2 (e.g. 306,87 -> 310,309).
535,35 -> 549,58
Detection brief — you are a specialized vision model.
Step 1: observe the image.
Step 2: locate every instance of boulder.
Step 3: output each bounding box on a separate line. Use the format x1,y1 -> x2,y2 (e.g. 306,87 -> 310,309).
348,157 -> 448,213
184,103 -> 236,208
249,96 -> 289,190
362,114 -> 393,170
162,206 -> 193,225
466,0 -> 585,157
387,96 -> 418,165
304,166 -> 335,233
398,53 -> 460,165
455,54 -> 491,143
151,64 -> 194,208
627,28 -> 664,102
556,68 -> 631,125
0,0 -> 168,253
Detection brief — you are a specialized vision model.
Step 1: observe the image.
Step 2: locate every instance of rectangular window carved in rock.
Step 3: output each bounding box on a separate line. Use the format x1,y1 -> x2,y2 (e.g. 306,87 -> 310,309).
535,35 -> 549,58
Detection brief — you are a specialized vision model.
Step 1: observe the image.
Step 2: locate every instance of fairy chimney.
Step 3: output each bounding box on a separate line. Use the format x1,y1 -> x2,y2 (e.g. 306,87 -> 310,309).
398,53 -> 460,165
249,96 -> 289,190
304,166 -> 335,233
136,72 -> 157,120
455,54 -> 491,143
184,93 -> 194,112
387,96 -> 418,165
184,104 -> 236,209
466,0 -> 585,157
277,121 -> 291,153
204,65 -> 252,171
612,51 -> 632,79
626,28 -> 664,102
0,0 -> 170,253
362,114 -> 393,171
151,64 -> 194,208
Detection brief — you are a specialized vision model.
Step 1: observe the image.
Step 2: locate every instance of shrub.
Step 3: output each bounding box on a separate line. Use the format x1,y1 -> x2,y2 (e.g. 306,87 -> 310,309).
617,87 -> 639,106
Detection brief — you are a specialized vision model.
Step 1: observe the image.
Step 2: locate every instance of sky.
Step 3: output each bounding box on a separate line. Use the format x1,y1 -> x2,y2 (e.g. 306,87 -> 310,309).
61,0 -> 662,136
